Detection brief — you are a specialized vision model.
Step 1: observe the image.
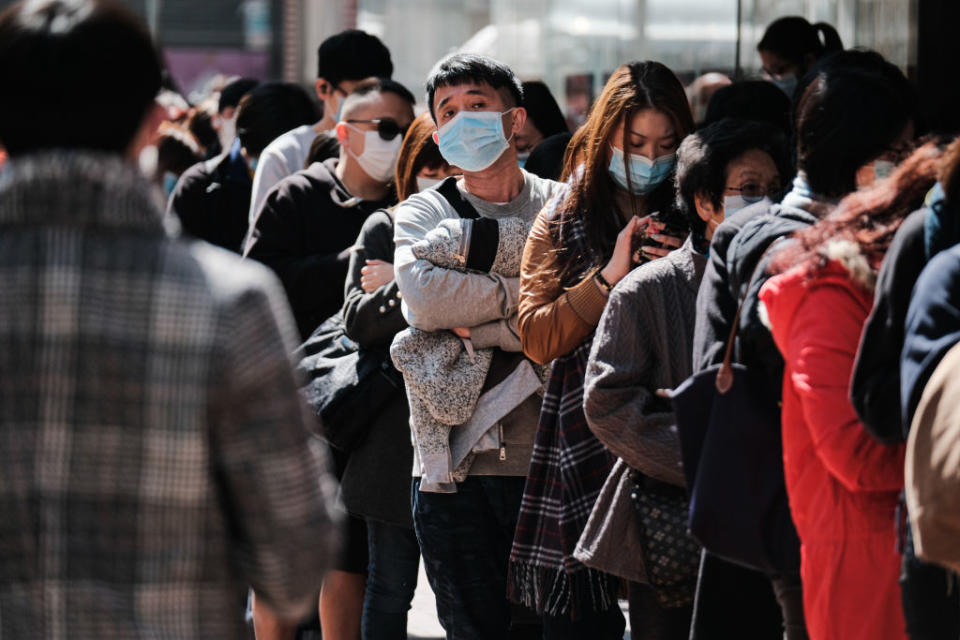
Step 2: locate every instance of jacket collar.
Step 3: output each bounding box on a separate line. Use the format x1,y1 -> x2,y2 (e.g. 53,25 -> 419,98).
0,151 -> 168,234
668,236 -> 707,293
778,172 -> 838,221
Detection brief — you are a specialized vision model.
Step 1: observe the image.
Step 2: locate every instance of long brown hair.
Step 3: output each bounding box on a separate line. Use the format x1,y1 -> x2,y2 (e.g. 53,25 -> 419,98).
555,61 -> 693,278
395,111 -> 449,201
770,140 -> 946,279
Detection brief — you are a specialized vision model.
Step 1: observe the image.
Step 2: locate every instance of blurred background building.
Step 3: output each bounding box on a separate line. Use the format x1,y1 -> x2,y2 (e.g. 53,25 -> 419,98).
0,0 -> 955,131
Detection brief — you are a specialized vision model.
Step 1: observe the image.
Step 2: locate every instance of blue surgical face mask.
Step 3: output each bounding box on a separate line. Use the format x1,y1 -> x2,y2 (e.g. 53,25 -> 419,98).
517,151 -> 530,169
874,159 -> 896,181
436,109 -> 514,173
162,171 -> 179,197
771,73 -> 798,97
723,194 -> 770,217
608,145 -> 676,194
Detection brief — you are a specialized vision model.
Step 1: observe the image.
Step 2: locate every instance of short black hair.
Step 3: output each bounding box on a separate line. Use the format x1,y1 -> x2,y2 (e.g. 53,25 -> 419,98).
236,82 -> 318,157
795,50 -> 916,198
0,0 -> 163,155
676,118 -> 792,235
316,29 -> 393,86
703,81 -> 792,136
425,53 -> 524,122
218,77 -> 259,113
343,77 -> 416,111
521,80 -> 569,138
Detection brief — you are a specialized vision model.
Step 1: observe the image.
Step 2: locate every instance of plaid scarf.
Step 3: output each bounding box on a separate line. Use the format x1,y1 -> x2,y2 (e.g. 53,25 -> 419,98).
507,203 -> 619,618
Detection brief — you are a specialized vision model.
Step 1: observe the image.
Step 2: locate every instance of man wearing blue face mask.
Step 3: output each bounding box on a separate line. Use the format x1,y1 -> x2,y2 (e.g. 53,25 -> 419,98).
393,53 -> 565,639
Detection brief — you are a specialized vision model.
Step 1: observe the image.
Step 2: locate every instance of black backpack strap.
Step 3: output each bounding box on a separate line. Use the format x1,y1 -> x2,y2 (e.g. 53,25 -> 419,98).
436,176 -> 480,219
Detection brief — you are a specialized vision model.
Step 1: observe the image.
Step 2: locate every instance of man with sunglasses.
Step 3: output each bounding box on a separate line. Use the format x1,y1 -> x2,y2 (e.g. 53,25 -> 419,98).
246,78 -> 415,341
247,29 -> 393,231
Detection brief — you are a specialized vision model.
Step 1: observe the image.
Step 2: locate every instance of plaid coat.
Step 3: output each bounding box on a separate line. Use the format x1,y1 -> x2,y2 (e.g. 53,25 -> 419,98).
0,153 -> 340,638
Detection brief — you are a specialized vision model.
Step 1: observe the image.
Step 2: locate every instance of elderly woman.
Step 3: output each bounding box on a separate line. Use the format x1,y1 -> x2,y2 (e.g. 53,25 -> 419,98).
580,118 -> 791,639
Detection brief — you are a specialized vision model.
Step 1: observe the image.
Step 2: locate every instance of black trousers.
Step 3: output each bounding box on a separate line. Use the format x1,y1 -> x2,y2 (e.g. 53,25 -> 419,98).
689,551 -> 784,640
902,526 -> 960,640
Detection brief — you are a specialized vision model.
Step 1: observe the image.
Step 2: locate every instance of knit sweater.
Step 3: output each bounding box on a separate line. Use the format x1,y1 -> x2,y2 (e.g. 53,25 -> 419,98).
584,238 -> 706,486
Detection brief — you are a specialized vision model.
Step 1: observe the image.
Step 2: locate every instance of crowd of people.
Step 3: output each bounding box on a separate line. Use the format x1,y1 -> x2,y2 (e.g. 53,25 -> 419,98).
3,1 -> 960,640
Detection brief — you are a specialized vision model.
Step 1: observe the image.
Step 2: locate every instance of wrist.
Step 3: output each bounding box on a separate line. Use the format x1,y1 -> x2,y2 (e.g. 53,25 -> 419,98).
599,264 -> 625,287
595,271 -> 615,293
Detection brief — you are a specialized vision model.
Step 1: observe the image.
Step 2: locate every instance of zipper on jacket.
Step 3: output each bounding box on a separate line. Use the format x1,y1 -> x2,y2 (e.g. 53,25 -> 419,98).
499,423 -> 506,461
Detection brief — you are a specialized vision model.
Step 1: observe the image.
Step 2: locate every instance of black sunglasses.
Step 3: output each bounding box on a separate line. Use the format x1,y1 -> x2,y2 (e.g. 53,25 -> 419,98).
345,118 -> 408,141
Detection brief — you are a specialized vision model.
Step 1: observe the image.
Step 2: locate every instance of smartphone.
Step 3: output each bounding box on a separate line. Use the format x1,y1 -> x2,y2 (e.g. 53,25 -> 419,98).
632,210 -> 688,262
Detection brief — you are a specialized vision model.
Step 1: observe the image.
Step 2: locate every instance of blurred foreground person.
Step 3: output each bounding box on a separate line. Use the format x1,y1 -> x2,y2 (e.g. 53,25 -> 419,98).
0,1 -> 340,637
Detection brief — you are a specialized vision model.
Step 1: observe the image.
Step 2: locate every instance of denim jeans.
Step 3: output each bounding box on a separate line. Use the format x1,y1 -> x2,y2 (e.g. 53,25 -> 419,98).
412,476 -> 526,640
362,519 -> 420,640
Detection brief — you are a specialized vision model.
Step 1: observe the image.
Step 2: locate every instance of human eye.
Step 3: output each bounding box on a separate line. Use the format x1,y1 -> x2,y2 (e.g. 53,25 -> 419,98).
739,183 -> 765,198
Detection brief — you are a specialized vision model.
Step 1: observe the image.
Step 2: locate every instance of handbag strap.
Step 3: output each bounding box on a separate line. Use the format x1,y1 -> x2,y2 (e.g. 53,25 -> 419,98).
715,238 -> 784,393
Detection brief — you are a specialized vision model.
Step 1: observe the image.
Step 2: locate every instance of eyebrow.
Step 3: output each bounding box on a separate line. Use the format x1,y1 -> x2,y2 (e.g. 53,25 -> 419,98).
628,130 -> 676,140
436,88 -> 490,113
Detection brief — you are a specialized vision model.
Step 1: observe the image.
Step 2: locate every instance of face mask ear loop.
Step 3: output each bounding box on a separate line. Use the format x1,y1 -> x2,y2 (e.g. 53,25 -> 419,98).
503,108 -> 517,143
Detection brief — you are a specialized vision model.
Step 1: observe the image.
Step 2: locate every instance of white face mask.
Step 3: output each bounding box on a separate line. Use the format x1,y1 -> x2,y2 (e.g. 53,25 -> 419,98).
217,115 -> 237,152
417,176 -> 443,192
347,125 -> 403,183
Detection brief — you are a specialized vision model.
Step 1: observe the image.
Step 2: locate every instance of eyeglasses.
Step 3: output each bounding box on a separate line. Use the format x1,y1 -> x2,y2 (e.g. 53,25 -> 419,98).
345,119 -> 408,141
726,182 -> 782,200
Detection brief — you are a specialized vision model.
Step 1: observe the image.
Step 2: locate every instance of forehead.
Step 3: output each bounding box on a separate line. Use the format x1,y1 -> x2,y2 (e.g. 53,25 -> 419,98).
726,148 -> 778,176
345,91 -> 413,120
624,108 -> 675,137
433,80 -> 504,110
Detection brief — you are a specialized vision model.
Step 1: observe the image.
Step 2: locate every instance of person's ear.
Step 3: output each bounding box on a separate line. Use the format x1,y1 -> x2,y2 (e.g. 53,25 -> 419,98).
509,107 -> 527,137
126,101 -> 166,165
315,78 -> 331,100
694,191 -> 721,224
335,122 -> 350,144
432,131 -> 440,145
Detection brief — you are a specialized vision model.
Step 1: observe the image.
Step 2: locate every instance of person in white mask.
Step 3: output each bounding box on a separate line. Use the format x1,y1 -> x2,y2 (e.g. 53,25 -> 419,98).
246,77 -> 413,640
247,30 -> 394,233
676,118 -> 792,250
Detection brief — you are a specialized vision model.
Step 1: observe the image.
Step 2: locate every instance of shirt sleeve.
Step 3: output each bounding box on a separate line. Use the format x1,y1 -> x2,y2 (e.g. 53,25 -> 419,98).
211,271 -> 341,621
518,208 -> 609,365
393,192 -> 520,332
249,147 -> 294,228
788,283 -> 905,493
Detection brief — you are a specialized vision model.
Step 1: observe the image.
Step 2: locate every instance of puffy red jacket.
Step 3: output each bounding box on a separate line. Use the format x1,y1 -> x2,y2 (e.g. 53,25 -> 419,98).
760,259 -> 905,640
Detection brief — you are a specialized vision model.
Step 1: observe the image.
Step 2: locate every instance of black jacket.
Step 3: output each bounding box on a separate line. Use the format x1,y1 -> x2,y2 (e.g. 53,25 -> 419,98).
901,244 -> 960,431
338,211 -> 413,527
693,200 -> 819,395
850,209 -> 927,443
167,145 -> 252,253
246,158 -> 396,339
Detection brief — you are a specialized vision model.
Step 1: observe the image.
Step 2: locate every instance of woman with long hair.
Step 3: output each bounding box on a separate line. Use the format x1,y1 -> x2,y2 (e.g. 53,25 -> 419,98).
759,142 -> 944,640
507,60 -> 693,638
